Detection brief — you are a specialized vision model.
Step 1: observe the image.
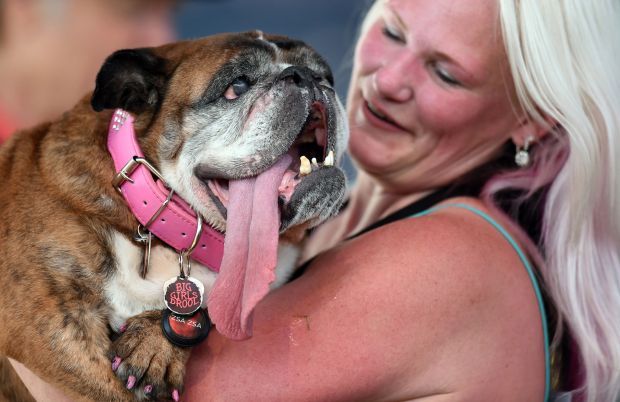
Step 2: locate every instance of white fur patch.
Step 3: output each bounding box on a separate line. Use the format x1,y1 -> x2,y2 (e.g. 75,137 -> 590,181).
254,30 -> 279,53
105,231 -> 217,331
106,231 -> 297,330
272,242 -> 301,289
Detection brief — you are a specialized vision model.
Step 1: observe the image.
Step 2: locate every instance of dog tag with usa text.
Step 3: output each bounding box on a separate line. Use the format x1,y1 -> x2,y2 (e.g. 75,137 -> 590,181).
163,276 -> 204,315
161,308 -> 211,348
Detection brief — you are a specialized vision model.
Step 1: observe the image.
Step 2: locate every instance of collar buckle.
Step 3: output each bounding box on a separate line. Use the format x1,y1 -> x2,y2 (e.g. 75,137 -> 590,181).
112,156 -> 170,194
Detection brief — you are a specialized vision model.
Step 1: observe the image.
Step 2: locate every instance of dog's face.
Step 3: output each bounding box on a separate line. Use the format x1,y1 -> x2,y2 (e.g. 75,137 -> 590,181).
92,31 -> 348,339
92,31 -> 348,235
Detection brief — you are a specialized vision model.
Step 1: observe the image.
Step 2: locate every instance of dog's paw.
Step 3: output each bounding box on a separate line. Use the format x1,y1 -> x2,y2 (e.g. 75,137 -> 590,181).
110,310 -> 190,401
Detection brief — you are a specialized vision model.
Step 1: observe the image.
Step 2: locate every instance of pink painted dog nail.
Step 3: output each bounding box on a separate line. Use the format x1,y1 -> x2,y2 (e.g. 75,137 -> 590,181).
119,323 -> 127,333
126,375 -> 136,390
144,384 -> 153,394
172,389 -> 180,401
111,356 -> 122,371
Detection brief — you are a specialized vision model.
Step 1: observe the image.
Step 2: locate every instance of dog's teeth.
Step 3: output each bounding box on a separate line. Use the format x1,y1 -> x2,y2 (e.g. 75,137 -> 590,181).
299,156 -> 311,176
324,150 -> 334,167
311,157 -> 319,170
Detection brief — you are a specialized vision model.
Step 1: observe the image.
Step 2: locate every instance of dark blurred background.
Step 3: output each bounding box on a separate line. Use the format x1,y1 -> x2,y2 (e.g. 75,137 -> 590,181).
175,0 -> 370,105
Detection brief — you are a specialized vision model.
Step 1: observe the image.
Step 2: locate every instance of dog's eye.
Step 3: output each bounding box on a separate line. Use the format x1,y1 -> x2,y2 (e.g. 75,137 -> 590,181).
224,77 -> 251,100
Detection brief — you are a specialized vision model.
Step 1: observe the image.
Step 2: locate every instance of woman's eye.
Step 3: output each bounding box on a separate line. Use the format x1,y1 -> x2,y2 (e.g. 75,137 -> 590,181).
381,25 -> 405,43
224,77 -> 251,100
432,63 -> 461,86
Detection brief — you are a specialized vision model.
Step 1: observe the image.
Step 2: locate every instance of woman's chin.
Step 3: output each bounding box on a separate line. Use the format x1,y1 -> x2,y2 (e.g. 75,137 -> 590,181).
349,133 -> 407,174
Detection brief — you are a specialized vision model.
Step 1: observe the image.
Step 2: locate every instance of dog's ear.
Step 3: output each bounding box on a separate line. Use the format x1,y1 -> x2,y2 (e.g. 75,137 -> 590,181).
91,48 -> 169,113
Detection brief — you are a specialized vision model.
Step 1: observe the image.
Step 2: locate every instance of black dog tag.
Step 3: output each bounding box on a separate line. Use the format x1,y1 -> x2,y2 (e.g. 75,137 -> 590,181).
163,276 -> 204,316
161,308 -> 211,348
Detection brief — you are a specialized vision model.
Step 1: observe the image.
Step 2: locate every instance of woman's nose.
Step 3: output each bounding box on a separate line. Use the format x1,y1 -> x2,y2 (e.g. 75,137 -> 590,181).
372,54 -> 415,102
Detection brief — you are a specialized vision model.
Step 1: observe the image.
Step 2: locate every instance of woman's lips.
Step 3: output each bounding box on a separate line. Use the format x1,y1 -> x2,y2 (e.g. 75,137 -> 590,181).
362,100 -> 406,132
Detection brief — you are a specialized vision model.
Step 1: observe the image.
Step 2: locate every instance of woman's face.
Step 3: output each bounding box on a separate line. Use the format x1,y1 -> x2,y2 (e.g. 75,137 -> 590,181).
347,0 -> 521,192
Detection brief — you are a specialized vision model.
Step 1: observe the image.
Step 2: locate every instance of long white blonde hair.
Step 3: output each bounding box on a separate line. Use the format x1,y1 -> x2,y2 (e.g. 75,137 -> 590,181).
498,1 -> 620,401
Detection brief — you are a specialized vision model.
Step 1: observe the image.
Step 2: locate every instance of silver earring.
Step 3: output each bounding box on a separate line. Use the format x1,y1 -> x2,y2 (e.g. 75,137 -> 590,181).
515,136 -> 534,167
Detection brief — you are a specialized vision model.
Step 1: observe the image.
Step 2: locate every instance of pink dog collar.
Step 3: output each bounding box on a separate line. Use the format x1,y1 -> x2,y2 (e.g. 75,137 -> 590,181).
107,109 -> 224,272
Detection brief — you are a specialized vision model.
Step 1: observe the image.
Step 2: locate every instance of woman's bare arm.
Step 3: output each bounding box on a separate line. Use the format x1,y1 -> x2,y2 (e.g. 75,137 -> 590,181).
183,201 -> 546,401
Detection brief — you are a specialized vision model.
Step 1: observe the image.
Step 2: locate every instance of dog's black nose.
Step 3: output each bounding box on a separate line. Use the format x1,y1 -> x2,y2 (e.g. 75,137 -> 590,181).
278,66 -> 316,89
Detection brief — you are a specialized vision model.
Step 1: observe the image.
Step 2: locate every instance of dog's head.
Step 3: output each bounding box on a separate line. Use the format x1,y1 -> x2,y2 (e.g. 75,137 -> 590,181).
91,31 -> 348,339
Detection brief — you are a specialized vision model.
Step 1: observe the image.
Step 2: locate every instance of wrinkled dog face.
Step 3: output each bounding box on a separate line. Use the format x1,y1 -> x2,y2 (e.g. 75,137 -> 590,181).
93,31 -> 348,235
175,34 -> 348,233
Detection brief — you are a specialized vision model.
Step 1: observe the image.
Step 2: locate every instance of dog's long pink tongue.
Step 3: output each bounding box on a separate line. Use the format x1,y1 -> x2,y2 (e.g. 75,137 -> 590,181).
207,155 -> 292,340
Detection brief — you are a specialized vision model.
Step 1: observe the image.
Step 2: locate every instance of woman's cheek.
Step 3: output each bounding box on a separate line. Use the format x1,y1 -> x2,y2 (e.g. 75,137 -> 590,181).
416,86 -> 480,133
356,26 -> 386,74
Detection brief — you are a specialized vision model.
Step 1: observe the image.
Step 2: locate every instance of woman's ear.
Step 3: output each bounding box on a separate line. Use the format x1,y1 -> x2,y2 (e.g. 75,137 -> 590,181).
510,116 -> 556,148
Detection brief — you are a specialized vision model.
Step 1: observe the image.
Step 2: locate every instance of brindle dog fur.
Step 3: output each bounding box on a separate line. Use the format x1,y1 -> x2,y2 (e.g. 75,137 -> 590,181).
0,31 -> 347,401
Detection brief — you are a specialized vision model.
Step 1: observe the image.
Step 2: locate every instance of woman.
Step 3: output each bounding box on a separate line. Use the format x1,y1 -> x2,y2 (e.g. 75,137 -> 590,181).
182,0 -> 620,401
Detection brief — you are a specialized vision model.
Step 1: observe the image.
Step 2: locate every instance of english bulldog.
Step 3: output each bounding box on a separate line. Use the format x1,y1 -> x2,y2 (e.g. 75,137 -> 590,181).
0,31 -> 347,401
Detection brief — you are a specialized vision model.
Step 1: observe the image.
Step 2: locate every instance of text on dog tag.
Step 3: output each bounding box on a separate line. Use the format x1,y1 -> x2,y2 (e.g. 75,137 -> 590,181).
163,276 -> 204,315
161,308 -> 211,348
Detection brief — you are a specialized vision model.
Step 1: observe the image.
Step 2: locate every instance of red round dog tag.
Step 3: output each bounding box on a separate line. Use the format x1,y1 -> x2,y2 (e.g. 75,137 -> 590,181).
161,308 -> 211,348
163,276 -> 204,315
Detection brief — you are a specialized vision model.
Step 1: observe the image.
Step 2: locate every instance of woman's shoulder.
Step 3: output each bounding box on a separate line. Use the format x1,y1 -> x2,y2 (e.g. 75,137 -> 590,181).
336,196 -> 542,322
336,196 -> 527,281
316,196 -> 547,400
